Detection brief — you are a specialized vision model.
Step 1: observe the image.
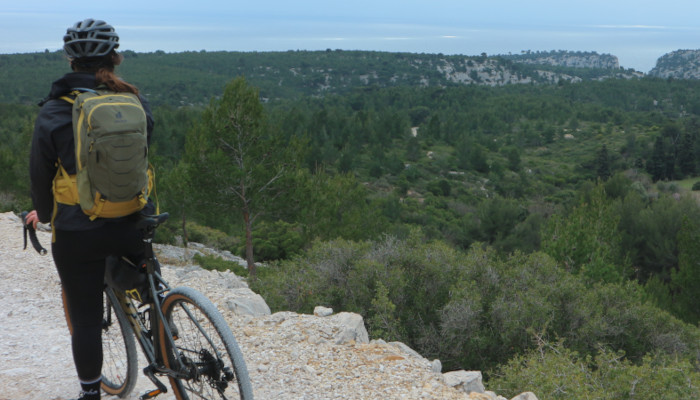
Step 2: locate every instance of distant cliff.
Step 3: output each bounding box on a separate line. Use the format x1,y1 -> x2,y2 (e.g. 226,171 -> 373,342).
0,50 -> 643,107
500,50 -> 621,70
649,49 -> 700,79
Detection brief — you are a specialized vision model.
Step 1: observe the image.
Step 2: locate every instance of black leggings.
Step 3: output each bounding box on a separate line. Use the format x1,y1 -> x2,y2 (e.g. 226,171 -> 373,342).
52,222 -> 144,382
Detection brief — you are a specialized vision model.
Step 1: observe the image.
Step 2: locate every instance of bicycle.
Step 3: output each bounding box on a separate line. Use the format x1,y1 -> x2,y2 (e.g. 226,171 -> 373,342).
21,211 -> 254,400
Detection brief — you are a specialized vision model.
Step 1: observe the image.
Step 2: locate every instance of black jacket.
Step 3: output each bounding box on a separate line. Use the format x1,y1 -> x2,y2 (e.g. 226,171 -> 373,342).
30,72 -> 154,231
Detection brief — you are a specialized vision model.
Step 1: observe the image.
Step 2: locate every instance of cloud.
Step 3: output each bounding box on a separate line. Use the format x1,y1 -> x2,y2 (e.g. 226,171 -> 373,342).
119,25 -> 235,32
591,24 -> 670,30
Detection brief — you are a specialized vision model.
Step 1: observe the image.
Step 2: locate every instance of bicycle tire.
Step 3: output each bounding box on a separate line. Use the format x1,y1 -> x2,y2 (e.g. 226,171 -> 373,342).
62,287 -> 139,398
159,287 -> 254,400
101,287 -> 139,397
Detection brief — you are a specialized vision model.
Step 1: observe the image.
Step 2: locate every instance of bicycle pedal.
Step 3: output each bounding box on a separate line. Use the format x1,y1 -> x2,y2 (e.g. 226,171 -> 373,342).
139,388 -> 164,399
142,364 -> 169,398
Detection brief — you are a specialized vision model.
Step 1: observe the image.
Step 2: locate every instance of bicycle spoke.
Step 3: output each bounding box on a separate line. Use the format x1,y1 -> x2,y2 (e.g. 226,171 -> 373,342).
100,288 -> 138,397
160,287 -> 253,399
178,303 -> 229,361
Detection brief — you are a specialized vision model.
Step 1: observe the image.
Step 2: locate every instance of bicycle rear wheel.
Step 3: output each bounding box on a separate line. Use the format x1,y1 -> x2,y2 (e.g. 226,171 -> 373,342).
159,287 -> 253,400
101,287 -> 139,397
62,287 -> 139,397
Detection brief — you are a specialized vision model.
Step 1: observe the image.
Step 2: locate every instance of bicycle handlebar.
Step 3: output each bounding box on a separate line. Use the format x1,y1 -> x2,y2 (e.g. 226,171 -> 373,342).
19,211 -> 170,256
21,211 -> 47,256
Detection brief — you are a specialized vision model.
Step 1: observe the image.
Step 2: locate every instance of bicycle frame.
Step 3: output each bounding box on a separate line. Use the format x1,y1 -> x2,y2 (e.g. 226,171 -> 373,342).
22,211 -> 251,399
104,213 -> 195,398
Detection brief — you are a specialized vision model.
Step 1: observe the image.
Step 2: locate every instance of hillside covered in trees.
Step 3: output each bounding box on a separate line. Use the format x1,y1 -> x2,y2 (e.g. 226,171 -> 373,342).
2,50 -> 700,398
0,49 -> 642,107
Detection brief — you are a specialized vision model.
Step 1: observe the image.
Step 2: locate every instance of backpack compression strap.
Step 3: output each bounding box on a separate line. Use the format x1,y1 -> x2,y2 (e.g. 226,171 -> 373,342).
50,159 -> 79,242
56,88 -> 158,219
53,160 -> 156,220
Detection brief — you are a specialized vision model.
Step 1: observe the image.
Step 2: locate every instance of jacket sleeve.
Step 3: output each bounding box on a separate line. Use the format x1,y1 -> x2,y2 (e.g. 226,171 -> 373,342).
30,100 -> 65,223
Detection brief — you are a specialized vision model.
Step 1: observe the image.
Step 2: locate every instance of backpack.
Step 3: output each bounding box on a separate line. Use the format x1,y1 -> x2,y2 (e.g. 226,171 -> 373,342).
54,87 -> 151,220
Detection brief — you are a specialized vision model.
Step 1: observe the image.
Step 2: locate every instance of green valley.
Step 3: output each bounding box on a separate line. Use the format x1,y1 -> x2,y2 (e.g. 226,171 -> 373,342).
3,49 -> 700,398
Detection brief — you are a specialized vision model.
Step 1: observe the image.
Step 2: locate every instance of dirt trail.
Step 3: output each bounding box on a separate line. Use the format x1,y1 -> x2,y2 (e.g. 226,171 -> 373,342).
0,212 -> 475,400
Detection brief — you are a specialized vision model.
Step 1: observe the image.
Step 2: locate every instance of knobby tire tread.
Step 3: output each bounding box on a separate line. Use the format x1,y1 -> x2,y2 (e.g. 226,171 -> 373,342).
101,287 -> 139,397
62,287 -> 139,397
159,287 -> 253,400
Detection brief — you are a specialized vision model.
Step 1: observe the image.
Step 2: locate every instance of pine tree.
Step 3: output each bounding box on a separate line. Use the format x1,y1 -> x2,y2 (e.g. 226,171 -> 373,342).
184,77 -> 301,277
648,136 -> 666,181
596,144 -> 611,180
671,218 -> 700,324
677,132 -> 696,177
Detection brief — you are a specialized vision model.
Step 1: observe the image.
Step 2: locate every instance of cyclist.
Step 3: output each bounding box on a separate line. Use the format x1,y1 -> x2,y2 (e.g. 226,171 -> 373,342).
26,19 -> 154,400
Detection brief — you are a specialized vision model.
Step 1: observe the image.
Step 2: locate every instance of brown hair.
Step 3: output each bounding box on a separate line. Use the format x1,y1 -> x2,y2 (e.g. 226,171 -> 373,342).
95,67 -> 139,95
71,51 -> 139,95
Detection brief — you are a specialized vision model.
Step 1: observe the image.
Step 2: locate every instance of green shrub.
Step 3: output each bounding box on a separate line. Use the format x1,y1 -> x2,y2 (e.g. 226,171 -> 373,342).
490,340 -> 700,400
248,256 -> 325,313
427,179 -> 451,196
656,180 -> 680,193
238,220 -> 305,262
2,193 -> 32,214
442,245 -> 700,371
254,233 -> 700,374
186,222 -> 239,252
692,181 -> 700,191
154,223 -> 179,245
541,183 -> 628,284
489,341 -> 599,399
193,254 -> 248,277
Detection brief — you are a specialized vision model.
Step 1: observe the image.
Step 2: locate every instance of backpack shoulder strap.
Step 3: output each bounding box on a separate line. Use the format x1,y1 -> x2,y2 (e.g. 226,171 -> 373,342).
72,87 -> 99,94
59,87 -> 100,104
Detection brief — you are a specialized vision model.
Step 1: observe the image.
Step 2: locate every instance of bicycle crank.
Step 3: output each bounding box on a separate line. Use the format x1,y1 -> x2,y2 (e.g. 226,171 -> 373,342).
140,364 -> 168,399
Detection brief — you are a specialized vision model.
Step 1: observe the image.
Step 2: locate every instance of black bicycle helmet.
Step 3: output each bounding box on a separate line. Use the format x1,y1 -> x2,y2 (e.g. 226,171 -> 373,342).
63,19 -> 119,59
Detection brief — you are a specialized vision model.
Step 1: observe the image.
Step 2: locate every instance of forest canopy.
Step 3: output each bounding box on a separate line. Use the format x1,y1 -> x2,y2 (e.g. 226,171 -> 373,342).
3,50 -> 700,396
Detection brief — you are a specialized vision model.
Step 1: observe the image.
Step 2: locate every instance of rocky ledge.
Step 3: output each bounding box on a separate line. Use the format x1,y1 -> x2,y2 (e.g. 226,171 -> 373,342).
0,212 -> 535,399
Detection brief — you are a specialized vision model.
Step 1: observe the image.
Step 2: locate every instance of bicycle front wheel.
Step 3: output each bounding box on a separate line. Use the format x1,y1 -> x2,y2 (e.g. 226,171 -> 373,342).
159,287 -> 253,400
102,287 -> 139,397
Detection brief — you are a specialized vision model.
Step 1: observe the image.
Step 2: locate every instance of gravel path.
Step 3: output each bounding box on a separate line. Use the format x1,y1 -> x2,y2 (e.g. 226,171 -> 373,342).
0,212 -> 480,400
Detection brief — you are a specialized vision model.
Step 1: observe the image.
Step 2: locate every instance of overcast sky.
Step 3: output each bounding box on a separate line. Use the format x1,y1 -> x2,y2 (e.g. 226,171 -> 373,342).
2,1 -> 700,72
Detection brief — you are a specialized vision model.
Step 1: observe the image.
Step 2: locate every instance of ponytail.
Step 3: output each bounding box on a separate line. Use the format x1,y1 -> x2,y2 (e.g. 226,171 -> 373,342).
95,68 -> 139,95
71,51 -> 139,95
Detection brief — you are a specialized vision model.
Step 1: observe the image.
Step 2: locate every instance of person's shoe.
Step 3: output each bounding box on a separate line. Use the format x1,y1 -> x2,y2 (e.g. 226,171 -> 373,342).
70,388 -> 100,400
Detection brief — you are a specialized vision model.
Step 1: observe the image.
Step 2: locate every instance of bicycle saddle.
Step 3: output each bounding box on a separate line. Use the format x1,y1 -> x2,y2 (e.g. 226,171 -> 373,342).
133,212 -> 170,231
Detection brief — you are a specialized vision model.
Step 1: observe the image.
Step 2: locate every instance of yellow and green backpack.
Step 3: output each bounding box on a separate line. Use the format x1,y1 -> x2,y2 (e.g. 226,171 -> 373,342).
53,88 -> 152,221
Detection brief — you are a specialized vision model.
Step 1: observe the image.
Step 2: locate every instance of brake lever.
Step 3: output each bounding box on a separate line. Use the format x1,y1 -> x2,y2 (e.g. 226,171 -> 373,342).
20,211 -> 47,255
